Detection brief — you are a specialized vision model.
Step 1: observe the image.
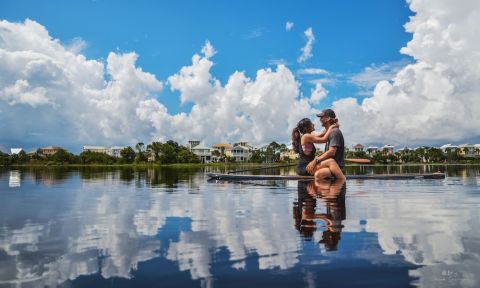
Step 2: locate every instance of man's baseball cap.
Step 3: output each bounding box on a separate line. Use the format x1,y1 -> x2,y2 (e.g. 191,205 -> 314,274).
316,109 -> 336,118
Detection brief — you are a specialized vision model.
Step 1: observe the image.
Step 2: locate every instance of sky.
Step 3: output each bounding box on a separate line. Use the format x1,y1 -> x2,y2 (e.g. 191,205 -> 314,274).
1,0 -> 479,153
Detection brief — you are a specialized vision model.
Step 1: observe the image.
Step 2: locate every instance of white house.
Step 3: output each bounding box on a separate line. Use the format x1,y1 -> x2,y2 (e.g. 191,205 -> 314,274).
231,145 -> 252,162
458,144 -> 476,158
82,146 -> 125,157
381,144 -> 395,155
191,145 -> 211,163
366,146 -> 379,155
188,140 -> 201,151
440,144 -> 459,154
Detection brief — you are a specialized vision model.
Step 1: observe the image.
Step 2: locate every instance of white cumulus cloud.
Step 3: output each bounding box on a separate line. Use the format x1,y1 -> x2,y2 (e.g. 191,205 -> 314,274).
333,0 -> 480,147
297,27 -> 315,63
0,19 -> 317,150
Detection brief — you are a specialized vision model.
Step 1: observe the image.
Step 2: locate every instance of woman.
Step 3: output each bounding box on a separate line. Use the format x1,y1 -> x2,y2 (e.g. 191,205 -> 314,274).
291,118 -> 345,180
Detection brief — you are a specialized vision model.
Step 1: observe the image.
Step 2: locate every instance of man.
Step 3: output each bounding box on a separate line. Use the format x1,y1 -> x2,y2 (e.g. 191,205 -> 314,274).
306,109 -> 345,176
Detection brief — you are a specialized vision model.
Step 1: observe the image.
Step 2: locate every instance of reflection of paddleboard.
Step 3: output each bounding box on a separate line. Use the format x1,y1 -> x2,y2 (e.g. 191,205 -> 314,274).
207,172 -> 445,181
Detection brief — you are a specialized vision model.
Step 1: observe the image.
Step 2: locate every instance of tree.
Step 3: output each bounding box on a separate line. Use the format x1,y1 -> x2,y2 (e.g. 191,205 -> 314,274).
159,142 -> 177,164
177,147 -> 200,163
120,147 -> 136,163
135,142 -> 146,163
147,142 -> 163,162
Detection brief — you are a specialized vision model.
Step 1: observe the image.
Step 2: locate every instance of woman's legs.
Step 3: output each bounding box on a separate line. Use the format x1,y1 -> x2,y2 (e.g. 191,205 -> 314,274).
314,159 -> 346,181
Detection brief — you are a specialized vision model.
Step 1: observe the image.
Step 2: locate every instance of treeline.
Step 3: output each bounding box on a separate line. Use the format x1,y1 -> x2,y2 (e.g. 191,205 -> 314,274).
345,147 -> 477,164
0,141 -> 201,166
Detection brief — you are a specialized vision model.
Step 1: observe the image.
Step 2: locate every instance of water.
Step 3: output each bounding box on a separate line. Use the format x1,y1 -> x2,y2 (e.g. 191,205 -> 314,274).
0,165 -> 479,288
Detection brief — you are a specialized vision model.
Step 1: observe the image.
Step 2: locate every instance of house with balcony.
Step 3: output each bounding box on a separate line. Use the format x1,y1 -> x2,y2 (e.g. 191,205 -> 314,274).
458,144 -> 476,158
39,146 -> 64,156
381,144 -> 395,156
352,144 -> 364,152
211,143 -> 233,162
191,145 -> 211,163
231,145 -> 252,162
108,146 -> 125,157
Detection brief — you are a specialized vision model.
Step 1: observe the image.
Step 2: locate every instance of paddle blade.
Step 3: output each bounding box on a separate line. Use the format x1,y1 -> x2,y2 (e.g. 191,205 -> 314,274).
345,158 -> 371,163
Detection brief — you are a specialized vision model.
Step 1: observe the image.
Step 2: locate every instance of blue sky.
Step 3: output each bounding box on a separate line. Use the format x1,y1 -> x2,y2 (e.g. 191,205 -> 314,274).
2,0 -> 478,152
1,0 -> 413,113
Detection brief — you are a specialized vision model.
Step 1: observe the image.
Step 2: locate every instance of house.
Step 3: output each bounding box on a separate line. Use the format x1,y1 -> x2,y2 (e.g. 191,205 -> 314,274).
10,148 -> 23,155
280,149 -> 299,160
231,145 -> 252,162
381,144 -> 395,156
458,144 -> 476,158
440,144 -> 459,154
82,146 -> 125,157
83,146 -> 109,154
476,144 -> 480,157
188,140 -> 200,151
191,144 -> 211,163
108,146 -> 125,158
39,146 -> 64,156
366,146 -> 379,155
352,144 -> 364,152
212,143 -> 232,157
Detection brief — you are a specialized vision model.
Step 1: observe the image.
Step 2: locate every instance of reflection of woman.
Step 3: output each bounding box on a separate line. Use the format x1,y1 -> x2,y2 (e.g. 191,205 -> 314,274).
293,181 -> 317,240
291,118 -> 343,179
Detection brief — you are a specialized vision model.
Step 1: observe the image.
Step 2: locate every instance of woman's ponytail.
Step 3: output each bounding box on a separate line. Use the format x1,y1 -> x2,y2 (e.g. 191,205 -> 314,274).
291,118 -> 312,154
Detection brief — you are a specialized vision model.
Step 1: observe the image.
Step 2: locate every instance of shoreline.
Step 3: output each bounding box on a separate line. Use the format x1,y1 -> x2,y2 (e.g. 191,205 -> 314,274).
2,162 -> 480,169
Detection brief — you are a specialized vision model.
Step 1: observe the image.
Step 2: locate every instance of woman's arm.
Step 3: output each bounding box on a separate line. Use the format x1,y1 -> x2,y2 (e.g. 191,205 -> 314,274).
303,123 -> 339,144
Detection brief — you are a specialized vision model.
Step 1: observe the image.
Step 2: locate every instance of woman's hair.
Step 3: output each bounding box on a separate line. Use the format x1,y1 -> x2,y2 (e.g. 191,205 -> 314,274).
291,118 -> 313,153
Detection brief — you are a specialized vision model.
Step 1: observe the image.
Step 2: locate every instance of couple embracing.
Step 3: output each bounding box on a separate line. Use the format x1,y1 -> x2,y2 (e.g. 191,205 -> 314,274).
291,109 -> 346,181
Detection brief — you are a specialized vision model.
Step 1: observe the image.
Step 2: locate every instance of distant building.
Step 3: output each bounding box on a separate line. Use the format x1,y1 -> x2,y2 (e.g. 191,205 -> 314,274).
10,148 -> 23,155
39,146 -> 64,156
83,146 -> 109,154
397,147 -> 411,153
191,144 -> 211,163
352,144 -> 364,152
188,140 -> 200,151
212,143 -> 232,157
231,145 -> 252,162
82,146 -> 125,157
381,144 -> 395,156
476,144 -> 480,157
280,149 -> 299,160
366,146 -> 379,155
440,144 -> 459,154
108,146 -> 125,158
458,144 -> 476,158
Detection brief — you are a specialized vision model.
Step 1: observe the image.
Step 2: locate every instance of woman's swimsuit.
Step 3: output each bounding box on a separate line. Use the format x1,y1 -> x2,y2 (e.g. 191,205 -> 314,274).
297,139 -> 316,176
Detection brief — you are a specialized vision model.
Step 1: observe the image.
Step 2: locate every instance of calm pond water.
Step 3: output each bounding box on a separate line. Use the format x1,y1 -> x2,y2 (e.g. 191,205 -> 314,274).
1,165 -> 479,288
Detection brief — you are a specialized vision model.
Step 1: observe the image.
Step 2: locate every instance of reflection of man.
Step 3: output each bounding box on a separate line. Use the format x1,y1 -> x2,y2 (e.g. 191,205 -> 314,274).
306,109 -> 345,176
312,178 -> 346,251
293,178 -> 346,251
